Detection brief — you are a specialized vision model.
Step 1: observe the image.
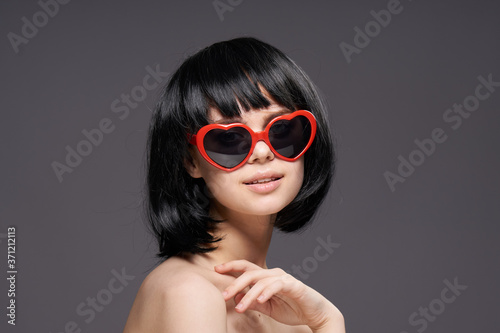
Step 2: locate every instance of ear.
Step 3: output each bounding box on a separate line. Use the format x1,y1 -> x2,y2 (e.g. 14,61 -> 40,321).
184,146 -> 203,179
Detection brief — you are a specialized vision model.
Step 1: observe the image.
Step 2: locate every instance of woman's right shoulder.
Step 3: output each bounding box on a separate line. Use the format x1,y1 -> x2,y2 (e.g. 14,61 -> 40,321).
123,257 -> 227,332
143,256 -> 210,287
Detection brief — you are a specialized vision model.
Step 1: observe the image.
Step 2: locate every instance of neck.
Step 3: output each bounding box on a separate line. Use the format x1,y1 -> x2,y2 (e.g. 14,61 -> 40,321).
192,203 -> 275,269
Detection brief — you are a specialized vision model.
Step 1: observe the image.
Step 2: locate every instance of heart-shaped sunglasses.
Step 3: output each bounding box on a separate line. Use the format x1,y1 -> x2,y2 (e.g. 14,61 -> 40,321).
188,110 -> 317,171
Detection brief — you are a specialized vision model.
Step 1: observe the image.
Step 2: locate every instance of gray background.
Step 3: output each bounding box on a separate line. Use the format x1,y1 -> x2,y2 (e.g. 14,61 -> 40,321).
1,0 -> 499,332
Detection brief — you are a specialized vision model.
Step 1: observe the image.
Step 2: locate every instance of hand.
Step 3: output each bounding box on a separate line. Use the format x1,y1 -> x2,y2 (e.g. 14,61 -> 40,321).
214,260 -> 344,331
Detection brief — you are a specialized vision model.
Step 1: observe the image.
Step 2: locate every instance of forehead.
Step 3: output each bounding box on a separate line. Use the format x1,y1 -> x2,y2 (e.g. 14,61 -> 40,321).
208,103 -> 292,124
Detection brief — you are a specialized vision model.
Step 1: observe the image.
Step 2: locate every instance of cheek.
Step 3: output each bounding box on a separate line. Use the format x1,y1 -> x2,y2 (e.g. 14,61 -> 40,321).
194,157 -> 238,201
203,172 -> 237,200
287,159 -> 305,198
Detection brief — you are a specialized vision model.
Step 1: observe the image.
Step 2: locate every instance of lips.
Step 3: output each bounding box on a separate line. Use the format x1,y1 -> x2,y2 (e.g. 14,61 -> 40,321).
245,177 -> 281,185
243,172 -> 283,185
242,171 -> 284,194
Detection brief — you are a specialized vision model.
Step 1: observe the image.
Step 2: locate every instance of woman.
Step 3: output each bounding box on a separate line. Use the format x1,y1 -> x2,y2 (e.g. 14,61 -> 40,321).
123,37 -> 345,332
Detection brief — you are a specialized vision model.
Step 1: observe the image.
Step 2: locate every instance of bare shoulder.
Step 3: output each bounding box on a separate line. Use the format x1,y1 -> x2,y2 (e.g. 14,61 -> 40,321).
123,257 -> 227,333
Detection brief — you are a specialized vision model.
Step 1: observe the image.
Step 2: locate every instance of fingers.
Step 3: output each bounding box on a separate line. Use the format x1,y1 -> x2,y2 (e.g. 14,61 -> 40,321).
232,277 -> 276,312
213,260 -> 338,328
235,274 -> 306,313
214,259 -> 262,273
215,260 -> 304,313
217,265 -> 284,301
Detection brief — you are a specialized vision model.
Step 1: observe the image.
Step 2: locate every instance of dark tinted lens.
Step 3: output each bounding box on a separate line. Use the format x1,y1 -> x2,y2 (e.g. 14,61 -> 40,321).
203,127 -> 252,168
269,116 -> 312,158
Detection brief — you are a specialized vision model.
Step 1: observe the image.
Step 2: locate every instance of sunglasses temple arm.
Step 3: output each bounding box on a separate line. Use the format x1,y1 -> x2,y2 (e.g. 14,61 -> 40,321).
187,134 -> 197,145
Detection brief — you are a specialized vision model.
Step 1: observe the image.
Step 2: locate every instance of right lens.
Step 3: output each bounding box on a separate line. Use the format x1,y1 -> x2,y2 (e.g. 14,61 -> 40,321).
203,127 -> 252,168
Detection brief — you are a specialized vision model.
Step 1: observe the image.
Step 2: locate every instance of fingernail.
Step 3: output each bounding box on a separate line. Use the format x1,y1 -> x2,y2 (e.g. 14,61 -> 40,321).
257,295 -> 264,301
222,291 -> 228,298
235,302 -> 243,310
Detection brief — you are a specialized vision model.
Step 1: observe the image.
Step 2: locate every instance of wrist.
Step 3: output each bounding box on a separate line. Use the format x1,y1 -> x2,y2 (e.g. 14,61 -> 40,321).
309,303 -> 345,333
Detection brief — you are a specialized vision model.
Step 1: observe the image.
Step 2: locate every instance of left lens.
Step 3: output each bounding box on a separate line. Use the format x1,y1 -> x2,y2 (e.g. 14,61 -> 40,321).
269,115 -> 312,158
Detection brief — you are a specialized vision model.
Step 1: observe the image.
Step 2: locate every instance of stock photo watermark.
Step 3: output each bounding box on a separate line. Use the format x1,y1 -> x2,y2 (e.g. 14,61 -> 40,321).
7,0 -> 73,54
5,227 -> 17,326
213,0 -> 244,22
384,73 -> 499,192
339,0 -> 418,64
51,63 -> 168,183
287,235 -> 340,281
49,267 -> 135,333
399,277 -> 467,333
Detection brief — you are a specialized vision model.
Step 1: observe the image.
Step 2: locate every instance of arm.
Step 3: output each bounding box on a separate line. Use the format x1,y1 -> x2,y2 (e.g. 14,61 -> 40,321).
123,272 -> 227,332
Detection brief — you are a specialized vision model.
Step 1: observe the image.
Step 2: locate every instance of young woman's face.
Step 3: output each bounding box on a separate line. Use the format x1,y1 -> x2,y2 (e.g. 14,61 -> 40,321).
186,102 -> 305,218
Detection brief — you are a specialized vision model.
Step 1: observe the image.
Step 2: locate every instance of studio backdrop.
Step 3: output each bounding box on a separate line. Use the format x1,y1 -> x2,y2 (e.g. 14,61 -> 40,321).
1,0 -> 499,332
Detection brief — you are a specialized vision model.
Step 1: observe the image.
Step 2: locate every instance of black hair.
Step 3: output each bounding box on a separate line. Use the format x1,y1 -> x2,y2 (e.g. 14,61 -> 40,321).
146,37 -> 335,260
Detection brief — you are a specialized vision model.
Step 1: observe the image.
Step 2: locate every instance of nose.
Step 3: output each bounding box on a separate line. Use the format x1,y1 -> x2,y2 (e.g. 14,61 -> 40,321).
247,140 -> 275,165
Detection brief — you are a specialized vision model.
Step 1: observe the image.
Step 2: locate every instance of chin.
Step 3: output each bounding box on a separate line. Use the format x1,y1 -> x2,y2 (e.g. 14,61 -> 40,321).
238,196 -> 294,216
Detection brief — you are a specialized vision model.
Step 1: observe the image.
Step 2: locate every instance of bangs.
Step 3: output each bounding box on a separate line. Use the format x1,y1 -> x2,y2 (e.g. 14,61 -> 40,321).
175,38 -> 309,130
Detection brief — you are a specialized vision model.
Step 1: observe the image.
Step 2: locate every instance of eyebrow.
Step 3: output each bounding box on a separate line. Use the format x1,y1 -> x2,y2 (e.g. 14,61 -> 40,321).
212,109 -> 292,125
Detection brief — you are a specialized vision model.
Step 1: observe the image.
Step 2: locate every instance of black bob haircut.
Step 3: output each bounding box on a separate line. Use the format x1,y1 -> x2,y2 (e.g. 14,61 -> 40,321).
146,37 -> 335,260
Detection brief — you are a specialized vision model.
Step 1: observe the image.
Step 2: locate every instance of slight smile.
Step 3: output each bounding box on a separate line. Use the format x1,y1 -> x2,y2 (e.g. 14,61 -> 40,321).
243,173 -> 283,194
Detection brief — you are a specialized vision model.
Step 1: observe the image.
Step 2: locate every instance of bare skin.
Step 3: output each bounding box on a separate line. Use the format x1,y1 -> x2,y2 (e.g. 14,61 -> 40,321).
123,104 -> 345,332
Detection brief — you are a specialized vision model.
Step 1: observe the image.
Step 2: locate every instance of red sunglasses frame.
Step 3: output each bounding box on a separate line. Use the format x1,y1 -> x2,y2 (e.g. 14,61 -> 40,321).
188,110 -> 317,171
